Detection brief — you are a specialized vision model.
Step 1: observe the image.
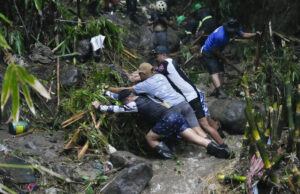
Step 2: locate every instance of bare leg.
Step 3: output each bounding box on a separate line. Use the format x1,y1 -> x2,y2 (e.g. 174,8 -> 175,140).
199,117 -> 224,145
211,73 -> 221,88
219,72 -> 224,86
146,130 -> 162,148
191,126 -> 208,138
180,128 -> 210,147
207,116 -> 219,130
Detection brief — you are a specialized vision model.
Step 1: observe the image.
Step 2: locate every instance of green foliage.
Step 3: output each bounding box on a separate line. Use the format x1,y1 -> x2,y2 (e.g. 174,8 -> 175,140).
1,60 -> 51,122
8,31 -> 24,55
59,17 -> 124,55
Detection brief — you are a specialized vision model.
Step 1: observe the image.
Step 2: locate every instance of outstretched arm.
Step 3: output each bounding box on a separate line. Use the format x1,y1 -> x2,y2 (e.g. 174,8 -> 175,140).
92,101 -> 138,113
108,86 -> 135,93
240,31 -> 261,39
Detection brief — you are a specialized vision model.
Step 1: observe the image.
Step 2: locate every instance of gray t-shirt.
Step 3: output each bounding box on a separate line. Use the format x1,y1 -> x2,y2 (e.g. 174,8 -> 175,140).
133,74 -> 185,107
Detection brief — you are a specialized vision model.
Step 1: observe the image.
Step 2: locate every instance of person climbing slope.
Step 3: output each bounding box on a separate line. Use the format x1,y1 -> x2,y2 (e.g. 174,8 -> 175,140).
201,18 -> 261,98
153,45 -> 227,147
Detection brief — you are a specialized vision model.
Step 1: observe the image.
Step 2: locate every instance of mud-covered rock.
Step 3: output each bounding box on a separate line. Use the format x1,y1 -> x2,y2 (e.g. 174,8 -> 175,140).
77,39 -> 92,62
110,151 -> 149,168
60,66 -> 80,87
101,162 -> 153,194
29,42 -> 54,64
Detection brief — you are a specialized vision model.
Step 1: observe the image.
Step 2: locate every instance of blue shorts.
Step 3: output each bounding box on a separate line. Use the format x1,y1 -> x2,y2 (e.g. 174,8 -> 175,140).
152,112 -> 190,138
199,92 -> 210,116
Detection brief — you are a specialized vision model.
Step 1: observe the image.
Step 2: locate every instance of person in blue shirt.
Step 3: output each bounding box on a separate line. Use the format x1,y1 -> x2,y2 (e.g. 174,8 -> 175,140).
201,18 -> 261,98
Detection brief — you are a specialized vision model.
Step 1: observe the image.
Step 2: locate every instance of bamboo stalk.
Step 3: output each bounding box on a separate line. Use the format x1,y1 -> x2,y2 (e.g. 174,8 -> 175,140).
295,84 -> 300,141
271,102 -> 278,141
0,183 -> 17,194
286,78 -> 296,151
57,57 -> 60,105
243,76 -> 271,169
78,140 -> 89,160
64,128 -> 81,150
292,165 -> 300,187
218,174 -> 246,182
61,110 -> 88,127
0,163 -> 73,183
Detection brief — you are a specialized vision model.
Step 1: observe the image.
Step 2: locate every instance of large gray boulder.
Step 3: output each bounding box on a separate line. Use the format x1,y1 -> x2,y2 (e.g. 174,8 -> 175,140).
110,151 -> 149,168
207,99 -> 247,134
105,13 -> 180,56
101,151 -> 153,194
101,162 -> 153,194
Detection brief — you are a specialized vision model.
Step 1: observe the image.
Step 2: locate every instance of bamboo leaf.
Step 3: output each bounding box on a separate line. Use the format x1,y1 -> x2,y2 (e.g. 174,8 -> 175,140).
28,79 -> 51,100
0,13 -> 12,25
0,32 -> 11,50
21,83 -> 36,115
16,65 -> 35,84
25,0 -> 30,8
34,0 -> 42,11
11,70 -> 20,122
1,65 -> 13,111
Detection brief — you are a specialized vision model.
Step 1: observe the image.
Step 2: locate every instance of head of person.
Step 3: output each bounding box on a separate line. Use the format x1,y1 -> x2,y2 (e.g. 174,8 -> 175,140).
177,15 -> 186,26
153,45 -> 169,64
138,62 -> 154,81
156,1 -> 167,13
118,89 -> 135,104
223,18 -> 241,37
194,3 -> 202,11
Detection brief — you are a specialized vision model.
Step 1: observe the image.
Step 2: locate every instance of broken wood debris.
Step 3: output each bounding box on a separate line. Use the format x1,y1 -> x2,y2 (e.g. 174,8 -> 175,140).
61,110 -> 88,128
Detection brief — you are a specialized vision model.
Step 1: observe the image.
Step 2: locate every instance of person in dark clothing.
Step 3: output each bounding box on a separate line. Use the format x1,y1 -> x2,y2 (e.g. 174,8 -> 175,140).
148,1 -> 173,52
92,89 -> 232,159
193,3 -> 217,37
177,16 -> 198,44
104,0 -> 118,12
126,0 -> 142,25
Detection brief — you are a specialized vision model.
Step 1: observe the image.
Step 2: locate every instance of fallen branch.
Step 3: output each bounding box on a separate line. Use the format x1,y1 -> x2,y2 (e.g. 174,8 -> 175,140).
123,49 -> 137,59
57,57 -> 60,105
78,140 -> 89,160
64,127 -> 81,150
61,110 -> 88,128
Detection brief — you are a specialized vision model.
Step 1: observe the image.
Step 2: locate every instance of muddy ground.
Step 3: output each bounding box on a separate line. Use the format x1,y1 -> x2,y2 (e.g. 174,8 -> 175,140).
0,124 -> 243,193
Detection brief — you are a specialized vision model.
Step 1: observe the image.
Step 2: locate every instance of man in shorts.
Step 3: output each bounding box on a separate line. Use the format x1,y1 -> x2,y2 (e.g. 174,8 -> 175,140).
108,63 -> 208,139
92,89 -> 232,159
201,18 -> 261,98
153,45 -> 227,147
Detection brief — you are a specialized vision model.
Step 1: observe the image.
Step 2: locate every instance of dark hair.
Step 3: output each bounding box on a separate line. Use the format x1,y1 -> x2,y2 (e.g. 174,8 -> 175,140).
118,90 -> 132,103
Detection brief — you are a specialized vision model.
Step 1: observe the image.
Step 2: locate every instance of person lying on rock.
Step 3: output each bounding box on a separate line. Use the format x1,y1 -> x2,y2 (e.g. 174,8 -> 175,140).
153,45 -> 227,146
92,89 -> 232,159
201,18 -> 261,99
148,0 -> 173,52
108,62 -> 209,140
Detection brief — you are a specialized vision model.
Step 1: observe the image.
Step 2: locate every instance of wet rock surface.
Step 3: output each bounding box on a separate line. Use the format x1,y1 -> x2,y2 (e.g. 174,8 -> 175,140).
207,99 -> 247,134
142,136 -> 242,194
101,162 -> 153,194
